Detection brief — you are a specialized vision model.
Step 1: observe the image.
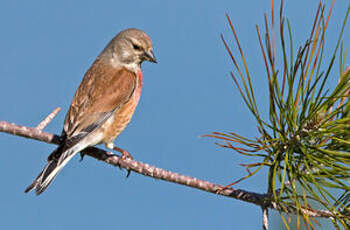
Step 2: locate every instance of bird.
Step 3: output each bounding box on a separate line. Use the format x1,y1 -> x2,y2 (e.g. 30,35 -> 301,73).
25,28 -> 157,195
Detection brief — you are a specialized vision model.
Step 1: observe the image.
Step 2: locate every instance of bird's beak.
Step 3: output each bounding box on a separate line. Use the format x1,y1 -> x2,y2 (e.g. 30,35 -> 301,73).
145,50 -> 157,63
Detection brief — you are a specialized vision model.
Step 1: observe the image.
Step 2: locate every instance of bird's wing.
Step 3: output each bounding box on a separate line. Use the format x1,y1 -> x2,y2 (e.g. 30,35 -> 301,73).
63,61 -> 137,144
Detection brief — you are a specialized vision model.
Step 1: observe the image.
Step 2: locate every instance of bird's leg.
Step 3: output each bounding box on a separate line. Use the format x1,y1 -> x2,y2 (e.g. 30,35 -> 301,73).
114,147 -> 133,160
106,143 -> 133,177
106,143 -> 133,159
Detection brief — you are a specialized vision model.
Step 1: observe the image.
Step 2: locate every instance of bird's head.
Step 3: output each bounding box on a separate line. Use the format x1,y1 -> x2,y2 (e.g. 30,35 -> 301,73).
101,28 -> 157,70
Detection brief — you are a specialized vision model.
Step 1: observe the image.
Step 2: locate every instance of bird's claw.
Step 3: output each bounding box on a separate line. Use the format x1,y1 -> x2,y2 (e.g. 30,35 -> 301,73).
120,152 -> 132,178
79,152 -> 85,162
113,146 -> 133,178
126,169 -> 131,178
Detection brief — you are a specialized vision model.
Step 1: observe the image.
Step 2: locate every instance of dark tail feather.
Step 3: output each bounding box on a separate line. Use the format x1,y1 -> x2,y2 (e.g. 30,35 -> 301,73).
25,144 -> 78,195
24,159 -> 58,195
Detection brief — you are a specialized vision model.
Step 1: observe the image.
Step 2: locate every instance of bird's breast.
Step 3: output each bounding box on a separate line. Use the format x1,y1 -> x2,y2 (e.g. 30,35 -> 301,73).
136,69 -> 143,96
102,77 -> 142,144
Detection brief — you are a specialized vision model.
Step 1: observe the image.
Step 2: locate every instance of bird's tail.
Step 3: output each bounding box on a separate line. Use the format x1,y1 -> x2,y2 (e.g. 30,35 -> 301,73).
25,145 -> 80,195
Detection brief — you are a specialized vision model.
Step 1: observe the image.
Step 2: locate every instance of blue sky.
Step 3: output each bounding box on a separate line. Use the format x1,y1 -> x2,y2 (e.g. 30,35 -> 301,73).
0,0 -> 348,229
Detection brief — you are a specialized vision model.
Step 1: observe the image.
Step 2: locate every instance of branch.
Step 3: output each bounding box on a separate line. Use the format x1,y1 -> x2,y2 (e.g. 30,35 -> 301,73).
0,117 -> 345,220
0,120 -> 264,204
36,107 -> 61,130
262,206 -> 269,230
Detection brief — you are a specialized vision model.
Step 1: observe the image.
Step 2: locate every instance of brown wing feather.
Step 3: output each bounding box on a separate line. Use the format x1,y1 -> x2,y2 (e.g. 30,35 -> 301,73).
63,60 -> 137,139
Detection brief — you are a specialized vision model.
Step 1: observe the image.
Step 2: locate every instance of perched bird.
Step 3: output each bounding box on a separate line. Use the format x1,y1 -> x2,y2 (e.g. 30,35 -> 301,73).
25,28 -> 157,195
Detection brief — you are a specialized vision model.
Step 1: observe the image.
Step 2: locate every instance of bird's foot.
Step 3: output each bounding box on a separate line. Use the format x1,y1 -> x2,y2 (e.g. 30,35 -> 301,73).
106,143 -> 133,159
106,143 -> 133,177
113,146 -> 133,178
114,147 -> 133,160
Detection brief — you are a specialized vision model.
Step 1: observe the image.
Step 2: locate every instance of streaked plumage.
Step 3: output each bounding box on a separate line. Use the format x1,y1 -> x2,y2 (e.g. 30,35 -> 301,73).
25,28 -> 157,195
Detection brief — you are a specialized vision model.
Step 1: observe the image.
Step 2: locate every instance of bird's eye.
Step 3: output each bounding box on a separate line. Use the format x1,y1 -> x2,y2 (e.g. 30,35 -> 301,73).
133,44 -> 141,50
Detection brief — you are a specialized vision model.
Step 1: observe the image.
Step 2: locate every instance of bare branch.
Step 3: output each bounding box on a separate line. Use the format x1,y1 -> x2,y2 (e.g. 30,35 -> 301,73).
262,206 -> 269,230
36,107 -> 61,130
0,120 -> 346,220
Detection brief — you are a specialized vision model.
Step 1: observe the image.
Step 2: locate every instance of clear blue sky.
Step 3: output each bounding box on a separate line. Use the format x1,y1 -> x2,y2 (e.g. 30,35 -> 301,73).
0,0 -> 348,229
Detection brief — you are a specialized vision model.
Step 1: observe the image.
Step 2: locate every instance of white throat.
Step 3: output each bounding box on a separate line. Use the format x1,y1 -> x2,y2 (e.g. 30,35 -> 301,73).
110,57 -> 140,73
